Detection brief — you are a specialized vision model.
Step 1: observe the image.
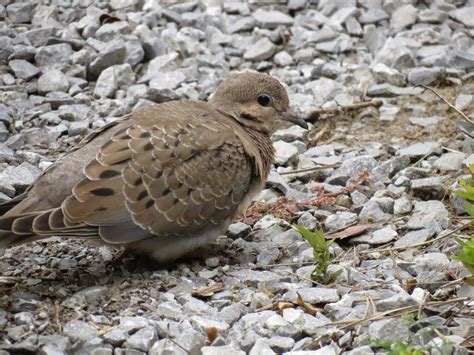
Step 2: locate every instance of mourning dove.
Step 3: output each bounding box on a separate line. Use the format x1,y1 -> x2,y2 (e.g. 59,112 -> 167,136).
0,72 -> 307,262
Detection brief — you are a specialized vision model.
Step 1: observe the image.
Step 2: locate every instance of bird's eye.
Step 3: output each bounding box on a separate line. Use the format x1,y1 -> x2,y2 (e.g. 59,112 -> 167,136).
257,94 -> 272,107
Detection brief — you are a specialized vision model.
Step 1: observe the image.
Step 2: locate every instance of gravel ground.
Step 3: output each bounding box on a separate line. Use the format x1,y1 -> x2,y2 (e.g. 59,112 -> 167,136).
0,0 -> 473,354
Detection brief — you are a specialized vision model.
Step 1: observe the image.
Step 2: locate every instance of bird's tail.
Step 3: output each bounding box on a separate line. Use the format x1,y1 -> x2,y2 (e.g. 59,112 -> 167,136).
0,208 -> 98,249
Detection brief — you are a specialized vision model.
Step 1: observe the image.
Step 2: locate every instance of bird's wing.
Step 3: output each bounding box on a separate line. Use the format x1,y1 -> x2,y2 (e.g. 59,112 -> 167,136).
57,101 -> 254,243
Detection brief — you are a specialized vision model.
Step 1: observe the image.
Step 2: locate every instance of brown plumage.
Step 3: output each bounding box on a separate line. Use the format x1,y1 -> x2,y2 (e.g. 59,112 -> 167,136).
0,72 -> 307,262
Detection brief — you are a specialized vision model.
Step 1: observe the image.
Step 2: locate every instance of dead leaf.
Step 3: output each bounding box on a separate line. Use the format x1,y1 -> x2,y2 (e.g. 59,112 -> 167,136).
99,14 -> 122,25
192,282 -> 225,298
206,327 -> 219,344
404,279 -> 418,294
296,292 -> 321,316
326,224 -> 372,240
276,301 -> 294,312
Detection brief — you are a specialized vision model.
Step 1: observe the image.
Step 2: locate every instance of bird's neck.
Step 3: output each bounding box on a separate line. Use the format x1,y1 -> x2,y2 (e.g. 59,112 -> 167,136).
241,127 -> 275,181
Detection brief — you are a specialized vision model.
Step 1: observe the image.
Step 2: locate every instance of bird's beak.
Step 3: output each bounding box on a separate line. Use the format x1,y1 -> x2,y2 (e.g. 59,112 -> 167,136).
279,108 -> 308,129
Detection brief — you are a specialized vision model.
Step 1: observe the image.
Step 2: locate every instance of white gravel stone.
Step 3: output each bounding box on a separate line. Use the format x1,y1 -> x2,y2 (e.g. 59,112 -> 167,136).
434,152 -> 467,171
273,140 -> 299,165
450,7 -> 474,27
243,37 -> 277,61
37,70 -> 70,94
324,212 -> 358,232
397,141 -> 442,159
253,9 -> 293,28
202,345 -> 245,355
8,59 -> 40,80
274,51 -> 294,66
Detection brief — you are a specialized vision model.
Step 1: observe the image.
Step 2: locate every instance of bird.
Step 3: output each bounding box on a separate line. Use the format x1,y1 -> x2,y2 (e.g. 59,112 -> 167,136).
0,72 -> 307,262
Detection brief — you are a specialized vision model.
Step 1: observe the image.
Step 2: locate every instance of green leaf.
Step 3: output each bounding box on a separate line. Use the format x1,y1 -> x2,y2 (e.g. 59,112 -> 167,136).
464,201 -> 474,217
452,189 -> 473,200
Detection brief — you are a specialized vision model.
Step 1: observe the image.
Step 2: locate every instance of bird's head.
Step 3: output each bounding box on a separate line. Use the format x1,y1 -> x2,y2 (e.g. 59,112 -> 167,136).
209,72 -> 308,134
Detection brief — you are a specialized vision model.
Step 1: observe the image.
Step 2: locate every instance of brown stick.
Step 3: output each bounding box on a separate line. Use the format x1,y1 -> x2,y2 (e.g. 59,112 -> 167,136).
419,85 -> 474,125
279,163 -> 340,175
306,99 -> 384,121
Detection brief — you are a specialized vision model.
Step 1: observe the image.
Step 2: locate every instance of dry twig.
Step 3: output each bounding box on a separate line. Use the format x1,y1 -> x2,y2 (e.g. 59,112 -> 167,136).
306,99 -> 384,122
279,163 -> 340,176
419,85 -> 474,125
359,222 -> 470,254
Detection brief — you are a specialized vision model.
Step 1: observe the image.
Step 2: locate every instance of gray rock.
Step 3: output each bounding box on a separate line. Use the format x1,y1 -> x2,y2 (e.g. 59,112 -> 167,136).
37,70 -> 70,94
434,152 -> 466,172
297,212 -> 318,231
455,94 -> 473,110
202,345 -> 245,355
38,334 -> 70,353
324,212 -> 358,232
267,170 -> 313,200
227,221 -> 251,237
103,328 -> 128,347
6,2 -> 35,23
149,339 -> 187,355
288,0 -> 307,11
397,141 -> 441,159
35,44 -> 73,68
110,0 -> 135,10
353,227 -> 397,245
390,4 -> 417,30
406,67 -> 445,85
345,345 -> 374,355
367,84 -> 423,97
24,27 -> 55,47
373,155 -> 410,179
95,22 -> 130,42
257,247 -> 280,266
273,140 -> 299,165
125,326 -> 157,352
345,16 -> 362,35
393,194 -> 412,215
94,64 -> 136,98
253,9 -> 293,29
249,339 -> 276,355
315,34 -> 352,53
331,7 -> 358,26
373,38 -> 415,70
272,126 -> 307,142
359,8 -> 389,24
394,229 -> 435,248
449,6 -> 474,27
376,292 -> 418,311
244,38 -> 276,61
450,49 -> 474,69
274,51 -> 294,67
326,155 -> 377,185
359,197 -> 394,223
63,320 -> 98,343
90,348 -> 113,355
368,318 -> 409,342
411,177 -> 446,200
0,36 -> 14,61
371,63 -> 405,86
409,116 -> 444,129
118,316 -> 150,332
149,71 -> 186,91
9,59 -> 40,80
406,200 -> 450,231
0,162 -> 41,190
125,39 -> 145,67
68,121 -> 90,137
413,253 -> 450,274
283,287 -> 339,304
89,40 -> 127,79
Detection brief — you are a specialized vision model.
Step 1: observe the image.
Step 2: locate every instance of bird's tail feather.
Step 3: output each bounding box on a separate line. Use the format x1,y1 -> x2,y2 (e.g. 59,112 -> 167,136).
0,208 -> 98,249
